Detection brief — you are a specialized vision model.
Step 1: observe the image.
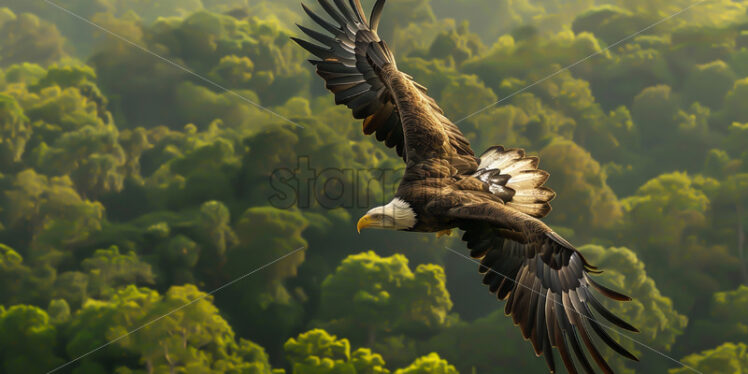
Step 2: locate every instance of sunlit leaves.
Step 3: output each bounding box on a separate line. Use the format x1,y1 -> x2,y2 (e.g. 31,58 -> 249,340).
66,285 -> 276,373
0,305 -> 63,373
394,353 -> 458,374
0,93 -> 30,168
670,342 -> 748,374
3,169 -> 104,264
318,251 -> 452,346
82,245 -> 155,297
284,329 -> 454,374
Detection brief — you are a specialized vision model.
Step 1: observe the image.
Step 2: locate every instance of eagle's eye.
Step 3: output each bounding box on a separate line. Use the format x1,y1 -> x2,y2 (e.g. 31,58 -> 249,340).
370,213 -> 394,226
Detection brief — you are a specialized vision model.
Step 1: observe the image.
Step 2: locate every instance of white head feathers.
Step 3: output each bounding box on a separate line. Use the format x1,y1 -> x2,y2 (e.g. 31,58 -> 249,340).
365,198 -> 417,230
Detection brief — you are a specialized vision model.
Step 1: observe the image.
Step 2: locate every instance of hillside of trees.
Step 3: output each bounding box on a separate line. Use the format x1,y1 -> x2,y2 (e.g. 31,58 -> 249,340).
0,0 -> 746,373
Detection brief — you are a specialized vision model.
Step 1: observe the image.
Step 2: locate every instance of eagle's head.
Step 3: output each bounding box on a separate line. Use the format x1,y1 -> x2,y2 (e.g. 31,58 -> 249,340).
357,197 -> 417,232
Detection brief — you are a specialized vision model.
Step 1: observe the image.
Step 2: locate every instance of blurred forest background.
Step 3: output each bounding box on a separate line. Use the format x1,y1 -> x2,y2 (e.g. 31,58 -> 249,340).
0,0 -> 746,373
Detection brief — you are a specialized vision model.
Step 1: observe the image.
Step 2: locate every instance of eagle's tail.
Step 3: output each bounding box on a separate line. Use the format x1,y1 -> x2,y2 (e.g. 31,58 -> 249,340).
473,146 -> 556,218
292,0 -> 406,157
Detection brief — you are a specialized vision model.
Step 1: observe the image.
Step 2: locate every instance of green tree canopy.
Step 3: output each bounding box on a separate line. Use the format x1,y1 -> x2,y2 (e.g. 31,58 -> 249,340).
682,286 -> 748,355
81,245 -> 155,298
318,251 -> 452,347
65,285 -> 276,373
670,342 -> 748,374
0,9 -> 67,67
2,169 -> 105,265
393,353 -> 457,374
0,93 -> 30,168
539,139 -> 623,234
284,329 -> 389,374
0,304 -> 63,373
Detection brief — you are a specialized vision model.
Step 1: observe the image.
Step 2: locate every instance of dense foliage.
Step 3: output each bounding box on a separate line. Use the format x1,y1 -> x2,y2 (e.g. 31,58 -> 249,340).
0,0 -> 746,373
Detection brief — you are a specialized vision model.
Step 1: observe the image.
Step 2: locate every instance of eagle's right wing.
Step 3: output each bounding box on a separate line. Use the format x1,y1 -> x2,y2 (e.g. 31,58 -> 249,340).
293,0 -> 473,164
443,199 -> 640,374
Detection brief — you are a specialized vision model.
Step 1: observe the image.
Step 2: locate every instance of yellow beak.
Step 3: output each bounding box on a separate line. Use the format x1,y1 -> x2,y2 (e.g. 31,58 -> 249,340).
357,214 -> 376,233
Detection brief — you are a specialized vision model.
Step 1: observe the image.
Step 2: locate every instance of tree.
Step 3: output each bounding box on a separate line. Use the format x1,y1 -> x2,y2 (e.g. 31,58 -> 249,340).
533,71 -> 635,164
65,285 -> 277,373
81,245 -> 155,298
0,63 -> 127,199
0,241 -> 58,308
0,304 -> 64,373
682,286 -> 748,355
2,62 -> 47,85
621,172 -> 709,251
47,298 -> 70,324
581,36 -> 673,110
539,139 -> 623,233
462,31 -> 604,97
317,251 -> 452,348
631,85 -> 679,148
722,77 -> 748,127
0,93 -> 31,169
0,10 -> 67,67
156,234 -> 201,285
216,206 -> 308,357
154,130 -> 241,208
422,309 -> 549,373
284,329 -> 457,374
437,74 -> 497,122
52,271 -> 88,310
2,169 -> 105,265
228,206 -> 307,284
425,23 -> 484,66
34,124 -> 127,199
394,353 -> 457,374
90,10 -> 309,127
571,6 -> 652,46
706,173 -> 748,282
670,343 -> 748,374
197,200 -> 237,256
284,329 -> 389,374
682,60 -> 737,109
620,172 -> 741,308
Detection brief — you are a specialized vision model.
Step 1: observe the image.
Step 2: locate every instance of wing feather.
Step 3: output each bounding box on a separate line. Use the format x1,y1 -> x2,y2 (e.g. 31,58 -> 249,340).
474,146 -> 555,218
449,200 -> 638,374
295,0 -> 475,165
369,0 -> 386,31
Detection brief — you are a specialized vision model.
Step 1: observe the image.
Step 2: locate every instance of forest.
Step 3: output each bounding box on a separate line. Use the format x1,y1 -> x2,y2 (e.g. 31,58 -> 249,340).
0,0 -> 746,373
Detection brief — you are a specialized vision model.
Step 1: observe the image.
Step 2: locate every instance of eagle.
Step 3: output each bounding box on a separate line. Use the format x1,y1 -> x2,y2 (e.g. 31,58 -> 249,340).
293,1 -> 640,373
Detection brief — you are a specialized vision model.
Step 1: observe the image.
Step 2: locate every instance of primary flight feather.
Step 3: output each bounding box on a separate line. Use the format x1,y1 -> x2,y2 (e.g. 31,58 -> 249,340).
293,1 -> 639,373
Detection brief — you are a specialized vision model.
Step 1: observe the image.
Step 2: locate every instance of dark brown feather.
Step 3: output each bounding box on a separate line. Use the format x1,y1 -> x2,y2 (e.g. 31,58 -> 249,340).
445,199 -> 638,373
296,0 -> 476,166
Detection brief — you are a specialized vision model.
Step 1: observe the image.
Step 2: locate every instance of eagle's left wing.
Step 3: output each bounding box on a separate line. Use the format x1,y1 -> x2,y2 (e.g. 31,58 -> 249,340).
293,0 -> 474,166
443,200 -> 639,374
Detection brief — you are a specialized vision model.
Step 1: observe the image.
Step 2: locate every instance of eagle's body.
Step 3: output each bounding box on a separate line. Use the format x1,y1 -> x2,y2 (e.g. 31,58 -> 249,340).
293,1 -> 640,373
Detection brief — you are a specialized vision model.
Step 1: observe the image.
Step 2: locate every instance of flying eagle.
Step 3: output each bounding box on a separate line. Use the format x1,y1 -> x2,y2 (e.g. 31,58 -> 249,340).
293,1 -> 639,372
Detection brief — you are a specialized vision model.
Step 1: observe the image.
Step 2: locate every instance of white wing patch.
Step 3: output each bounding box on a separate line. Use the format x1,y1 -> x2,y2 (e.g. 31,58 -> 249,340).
478,147 -> 525,170
474,146 -> 556,218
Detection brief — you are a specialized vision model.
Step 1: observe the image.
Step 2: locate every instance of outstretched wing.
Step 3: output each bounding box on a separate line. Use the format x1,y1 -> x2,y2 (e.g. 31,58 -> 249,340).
293,0 -> 474,164
445,200 -> 639,374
